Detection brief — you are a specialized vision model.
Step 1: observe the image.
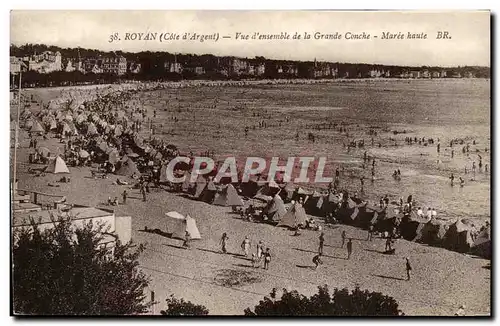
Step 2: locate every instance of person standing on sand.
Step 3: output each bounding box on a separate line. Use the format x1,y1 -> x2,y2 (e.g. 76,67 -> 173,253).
450,173 -> 455,186
256,240 -> 264,261
346,239 -> 353,260
318,232 -> 325,254
241,236 -> 251,257
385,236 -> 393,252
405,257 -> 412,281
341,230 -> 347,248
122,190 -> 127,204
183,231 -> 191,249
472,162 -> 476,180
263,248 -> 271,270
219,233 -> 229,254
367,224 -> 374,241
139,184 -> 146,202
459,177 -> 465,188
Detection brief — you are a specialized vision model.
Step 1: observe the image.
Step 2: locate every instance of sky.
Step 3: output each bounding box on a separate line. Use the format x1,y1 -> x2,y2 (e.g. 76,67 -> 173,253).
10,10 -> 490,67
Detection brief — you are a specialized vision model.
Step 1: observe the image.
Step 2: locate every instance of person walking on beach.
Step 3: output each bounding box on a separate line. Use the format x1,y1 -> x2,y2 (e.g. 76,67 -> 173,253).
140,185 -> 147,202
341,230 -> 347,248
346,239 -> 353,260
459,177 -> 465,188
405,257 -> 412,281
472,162 -> 476,180
241,236 -> 251,257
318,232 -> 325,254
313,253 -> 323,270
122,190 -> 127,204
263,248 -> 271,270
450,173 -> 455,187
219,233 -> 229,254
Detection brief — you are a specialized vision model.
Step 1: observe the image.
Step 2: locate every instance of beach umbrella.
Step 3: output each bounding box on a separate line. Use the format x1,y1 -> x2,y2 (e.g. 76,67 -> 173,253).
79,150 -> 90,158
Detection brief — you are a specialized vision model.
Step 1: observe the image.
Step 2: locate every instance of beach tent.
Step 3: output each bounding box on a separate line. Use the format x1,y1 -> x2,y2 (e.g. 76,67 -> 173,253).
283,182 -> 296,201
87,122 -> 98,136
115,158 -> 140,177
30,120 -> 45,134
165,211 -> 201,240
193,175 -> 207,198
240,179 -> 260,197
159,163 -> 170,183
471,226 -> 491,259
398,211 -> 427,240
212,184 -> 244,207
443,219 -> 474,253
25,117 -> 35,129
277,202 -> 308,228
200,179 -> 217,203
45,156 -> 70,174
181,172 -> 194,193
266,194 -> 287,222
413,218 -> 448,245
48,118 -> 58,130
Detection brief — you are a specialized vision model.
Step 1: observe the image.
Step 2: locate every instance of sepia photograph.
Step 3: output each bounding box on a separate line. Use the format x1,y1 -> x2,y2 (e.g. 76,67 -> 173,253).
9,10 -> 491,317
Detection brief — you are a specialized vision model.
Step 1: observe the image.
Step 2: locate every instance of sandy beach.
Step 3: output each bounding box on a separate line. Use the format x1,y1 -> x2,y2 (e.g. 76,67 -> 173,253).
11,79 -> 491,316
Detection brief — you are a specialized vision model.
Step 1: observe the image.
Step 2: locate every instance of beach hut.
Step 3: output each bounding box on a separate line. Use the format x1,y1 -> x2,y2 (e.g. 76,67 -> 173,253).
165,211 -> 201,240
212,184 -> 244,207
45,156 -> 70,174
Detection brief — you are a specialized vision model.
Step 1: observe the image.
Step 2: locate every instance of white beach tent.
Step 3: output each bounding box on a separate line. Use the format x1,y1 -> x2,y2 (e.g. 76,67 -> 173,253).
45,156 -> 70,174
165,211 -> 201,240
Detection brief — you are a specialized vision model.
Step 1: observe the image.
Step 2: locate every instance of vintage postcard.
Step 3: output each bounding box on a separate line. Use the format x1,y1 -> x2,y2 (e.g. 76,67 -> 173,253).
10,10 -> 490,317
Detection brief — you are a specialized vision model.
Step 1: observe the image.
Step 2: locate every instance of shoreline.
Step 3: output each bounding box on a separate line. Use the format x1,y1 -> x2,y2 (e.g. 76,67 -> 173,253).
15,77 -> 489,93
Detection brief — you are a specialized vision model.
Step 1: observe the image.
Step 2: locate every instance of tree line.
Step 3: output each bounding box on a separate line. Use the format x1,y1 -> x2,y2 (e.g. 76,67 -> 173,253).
10,43 -> 490,88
